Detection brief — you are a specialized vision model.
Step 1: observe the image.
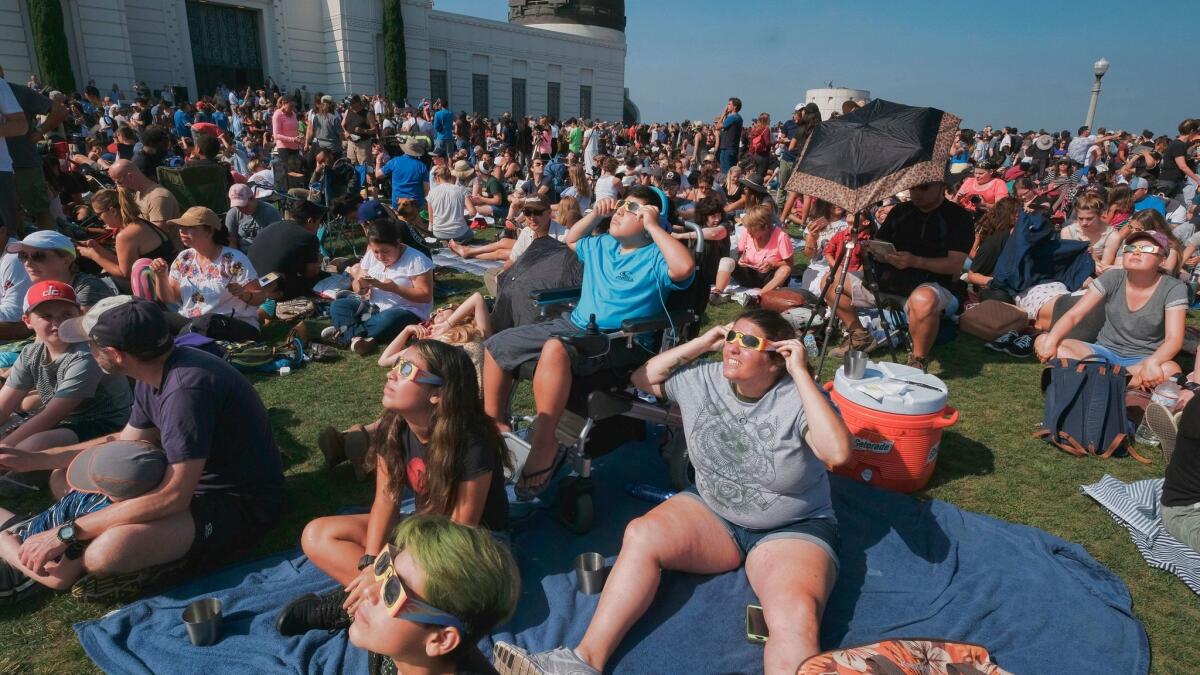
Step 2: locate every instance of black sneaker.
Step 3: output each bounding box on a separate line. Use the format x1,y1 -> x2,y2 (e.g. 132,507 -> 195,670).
0,559 -> 41,605
276,588 -> 351,636
985,330 -> 1018,353
1003,333 -> 1035,358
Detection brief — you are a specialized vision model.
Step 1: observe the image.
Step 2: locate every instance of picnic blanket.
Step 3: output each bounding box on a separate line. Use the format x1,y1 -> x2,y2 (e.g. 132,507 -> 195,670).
76,440 -> 1148,675
432,249 -> 504,276
1083,474 -> 1200,595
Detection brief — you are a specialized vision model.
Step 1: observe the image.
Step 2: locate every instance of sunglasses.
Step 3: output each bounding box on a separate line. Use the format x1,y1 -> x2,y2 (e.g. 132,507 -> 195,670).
17,251 -> 54,263
521,208 -> 548,217
1122,243 -> 1163,256
390,357 -> 446,386
617,199 -> 642,214
725,330 -> 771,352
373,544 -> 465,631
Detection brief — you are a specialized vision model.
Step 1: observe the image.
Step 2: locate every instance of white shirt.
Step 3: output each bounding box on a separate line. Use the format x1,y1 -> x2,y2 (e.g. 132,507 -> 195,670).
0,79 -> 21,173
360,246 -> 433,318
510,220 -> 568,261
426,182 -> 471,240
169,247 -> 260,327
0,247 -> 32,322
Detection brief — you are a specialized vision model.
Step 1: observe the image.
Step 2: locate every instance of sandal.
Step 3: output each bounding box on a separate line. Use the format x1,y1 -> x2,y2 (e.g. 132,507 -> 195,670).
514,443 -> 569,502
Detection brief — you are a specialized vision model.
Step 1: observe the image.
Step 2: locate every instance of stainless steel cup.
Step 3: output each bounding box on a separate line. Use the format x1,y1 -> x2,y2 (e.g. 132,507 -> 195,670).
574,552 -> 607,595
183,598 -> 223,646
844,350 -> 868,380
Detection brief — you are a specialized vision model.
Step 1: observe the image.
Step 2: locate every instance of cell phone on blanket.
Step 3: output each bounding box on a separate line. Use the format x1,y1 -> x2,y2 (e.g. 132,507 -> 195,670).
258,272 -> 282,288
866,240 -> 897,258
745,604 -> 768,644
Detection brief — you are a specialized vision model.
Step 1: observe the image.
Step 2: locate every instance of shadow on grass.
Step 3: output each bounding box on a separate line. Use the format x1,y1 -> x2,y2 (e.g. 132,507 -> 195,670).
924,430 -> 995,490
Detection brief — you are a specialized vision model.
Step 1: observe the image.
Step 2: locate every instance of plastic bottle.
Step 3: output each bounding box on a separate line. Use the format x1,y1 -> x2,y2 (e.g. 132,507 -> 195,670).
803,333 -> 819,359
625,483 -> 676,504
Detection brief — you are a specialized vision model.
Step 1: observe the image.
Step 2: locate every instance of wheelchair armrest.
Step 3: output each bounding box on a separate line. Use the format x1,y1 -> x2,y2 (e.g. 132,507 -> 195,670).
620,309 -> 696,335
531,286 -> 583,306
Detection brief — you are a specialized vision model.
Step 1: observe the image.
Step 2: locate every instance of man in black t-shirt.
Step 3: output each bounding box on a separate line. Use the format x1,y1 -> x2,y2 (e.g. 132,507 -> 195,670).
1161,388 -> 1200,554
0,297 -> 284,592
825,181 -> 974,371
1155,119 -> 1200,198
247,199 -> 323,300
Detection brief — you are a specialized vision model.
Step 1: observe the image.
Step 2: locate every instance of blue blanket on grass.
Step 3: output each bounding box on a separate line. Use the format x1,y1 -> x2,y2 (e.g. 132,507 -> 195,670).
76,439 -> 1148,674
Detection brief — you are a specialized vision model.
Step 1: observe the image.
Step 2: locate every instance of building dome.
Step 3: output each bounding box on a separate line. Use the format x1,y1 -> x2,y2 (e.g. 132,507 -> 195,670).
509,0 -> 626,42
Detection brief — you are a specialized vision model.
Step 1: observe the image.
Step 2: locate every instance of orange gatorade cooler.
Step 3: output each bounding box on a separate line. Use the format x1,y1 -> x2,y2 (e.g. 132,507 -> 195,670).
824,361 -> 958,493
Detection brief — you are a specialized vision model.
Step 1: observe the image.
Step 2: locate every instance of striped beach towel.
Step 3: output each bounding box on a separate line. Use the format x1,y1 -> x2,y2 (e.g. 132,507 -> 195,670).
1082,474 -> 1200,595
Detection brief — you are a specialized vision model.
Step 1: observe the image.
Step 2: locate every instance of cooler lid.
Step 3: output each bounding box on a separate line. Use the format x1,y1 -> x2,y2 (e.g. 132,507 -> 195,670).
833,360 -> 948,415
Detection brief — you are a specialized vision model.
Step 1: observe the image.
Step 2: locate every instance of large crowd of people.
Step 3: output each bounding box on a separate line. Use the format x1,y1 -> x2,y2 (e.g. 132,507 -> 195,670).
0,67 -> 1199,674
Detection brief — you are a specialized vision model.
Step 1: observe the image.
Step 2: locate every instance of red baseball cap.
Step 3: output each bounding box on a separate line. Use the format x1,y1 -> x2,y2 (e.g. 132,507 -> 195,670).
24,280 -> 79,314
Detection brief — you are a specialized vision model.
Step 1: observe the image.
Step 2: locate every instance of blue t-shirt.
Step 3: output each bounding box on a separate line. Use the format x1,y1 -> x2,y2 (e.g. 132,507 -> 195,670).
173,109 -> 191,138
433,109 -> 454,141
212,110 -> 228,131
780,120 -> 800,162
570,234 -> 693,331
381,155 -> 430,207
1134,194 -> 1167,216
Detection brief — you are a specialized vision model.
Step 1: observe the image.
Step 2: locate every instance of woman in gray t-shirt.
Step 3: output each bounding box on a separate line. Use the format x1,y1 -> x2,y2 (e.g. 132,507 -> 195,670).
493,310 -> 853,675
1037,229 -> 1187,389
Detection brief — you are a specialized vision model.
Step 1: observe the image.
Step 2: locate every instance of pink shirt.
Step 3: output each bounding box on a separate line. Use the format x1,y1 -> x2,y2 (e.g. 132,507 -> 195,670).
272,109 -> 300,150
738,226 -> 794,267
955,176 -> 1009,208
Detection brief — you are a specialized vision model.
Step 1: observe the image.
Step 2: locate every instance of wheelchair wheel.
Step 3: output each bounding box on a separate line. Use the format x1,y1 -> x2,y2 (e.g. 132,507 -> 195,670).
558,476 -> 595,535
665,431 -> 695,491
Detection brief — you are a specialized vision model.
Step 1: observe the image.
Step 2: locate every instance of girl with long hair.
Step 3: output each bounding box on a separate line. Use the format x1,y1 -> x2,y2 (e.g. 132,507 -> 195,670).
561,165 -> 593,212
278,340 -> 512,636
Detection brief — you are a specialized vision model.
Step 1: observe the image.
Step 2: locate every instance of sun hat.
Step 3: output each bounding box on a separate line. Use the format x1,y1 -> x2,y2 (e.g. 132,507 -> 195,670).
401,137 -> 428,157
1035,134 -> 1054,151
66,440 -> 168,500
168,206 -> 220,229
450,160 -> 474,180
24,280 -> 78,314
6,230 -> 77,259
58,296 -> 172,355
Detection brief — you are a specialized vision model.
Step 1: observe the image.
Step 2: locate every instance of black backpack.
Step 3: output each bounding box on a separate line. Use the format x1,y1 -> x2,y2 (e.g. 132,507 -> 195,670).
1035,357 -> 1149,463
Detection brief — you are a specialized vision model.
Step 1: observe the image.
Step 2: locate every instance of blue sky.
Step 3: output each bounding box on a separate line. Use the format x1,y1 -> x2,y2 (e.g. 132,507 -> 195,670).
433,0 -> 1197,134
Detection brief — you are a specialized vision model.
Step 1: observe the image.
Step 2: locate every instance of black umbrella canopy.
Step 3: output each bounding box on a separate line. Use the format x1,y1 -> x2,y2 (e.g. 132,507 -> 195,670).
785,99 -> 961,214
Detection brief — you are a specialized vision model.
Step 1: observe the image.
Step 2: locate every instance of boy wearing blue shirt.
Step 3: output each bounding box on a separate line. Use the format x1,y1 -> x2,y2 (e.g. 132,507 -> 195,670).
483,186 -> 695,499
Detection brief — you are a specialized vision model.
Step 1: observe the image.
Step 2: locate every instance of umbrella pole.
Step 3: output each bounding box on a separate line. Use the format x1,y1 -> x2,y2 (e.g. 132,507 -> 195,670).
814,236 -> 857,381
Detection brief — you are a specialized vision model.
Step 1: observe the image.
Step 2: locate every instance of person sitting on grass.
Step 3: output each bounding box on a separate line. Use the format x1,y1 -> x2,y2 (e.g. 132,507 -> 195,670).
348,515 -> 520,675
1035,230 -> 1186,389
493,310 -> 852,675
0,296 -> 284,602
0,440 -> 166,604
482,188 -> 694,499
323,219 -> 433,356
277,340 -> 511,636
1101,208 -> 1183,276
0,282 -> 132,497
711,203 -> 793,297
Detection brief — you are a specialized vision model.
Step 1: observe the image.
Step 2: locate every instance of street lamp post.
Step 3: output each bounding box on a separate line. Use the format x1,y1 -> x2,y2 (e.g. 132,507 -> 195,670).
1084,57 -> 1109,130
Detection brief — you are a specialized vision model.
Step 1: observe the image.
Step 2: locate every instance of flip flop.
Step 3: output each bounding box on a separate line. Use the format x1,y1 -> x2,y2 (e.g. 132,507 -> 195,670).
514,443 -> 569,502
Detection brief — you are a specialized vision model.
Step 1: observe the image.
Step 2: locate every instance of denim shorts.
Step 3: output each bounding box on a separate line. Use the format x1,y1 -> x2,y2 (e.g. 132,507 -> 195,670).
677,486 -> 839,570
1084,342 -> 1145,369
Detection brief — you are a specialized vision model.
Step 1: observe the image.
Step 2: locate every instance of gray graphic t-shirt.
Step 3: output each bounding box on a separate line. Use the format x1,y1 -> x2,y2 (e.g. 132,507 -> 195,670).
664,362 -> 835,529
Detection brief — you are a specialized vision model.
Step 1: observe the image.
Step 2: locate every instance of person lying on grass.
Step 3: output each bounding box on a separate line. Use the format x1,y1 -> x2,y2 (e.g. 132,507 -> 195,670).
277,340 -> 512,636
348,515 -> 519,675
0,282 -> 131,496
1035,230 -> 1187,389
0,440 -> 166,604
493,309 -> 852,675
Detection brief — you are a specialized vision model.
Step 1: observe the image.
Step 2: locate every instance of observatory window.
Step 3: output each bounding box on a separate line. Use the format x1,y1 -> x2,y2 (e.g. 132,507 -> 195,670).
512,78 -> 527,118
547,81 -> 560,119
579,85 -> 591,119
430,69 -> 448,107
473,74 -> 490,116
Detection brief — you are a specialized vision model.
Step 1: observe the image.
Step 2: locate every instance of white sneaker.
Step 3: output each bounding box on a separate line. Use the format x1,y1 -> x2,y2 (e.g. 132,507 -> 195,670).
492,642 -> 599,675
320,326 -> 342,342
1145,402 -> 1182,462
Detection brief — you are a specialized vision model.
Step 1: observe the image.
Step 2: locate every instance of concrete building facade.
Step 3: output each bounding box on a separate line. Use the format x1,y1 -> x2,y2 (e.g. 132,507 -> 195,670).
805,87 -> 872,120
0,0 -> 629,120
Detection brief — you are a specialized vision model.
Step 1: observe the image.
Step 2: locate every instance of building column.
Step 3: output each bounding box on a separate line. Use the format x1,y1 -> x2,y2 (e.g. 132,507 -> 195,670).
60,0 -> 136,93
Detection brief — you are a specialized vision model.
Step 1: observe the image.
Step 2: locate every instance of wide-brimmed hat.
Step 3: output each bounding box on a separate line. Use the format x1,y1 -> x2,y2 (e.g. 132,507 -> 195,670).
67,440 -> 167,500
401,137 -> 427,157
1035,134 -> 1054,151
450,160 -> 474,180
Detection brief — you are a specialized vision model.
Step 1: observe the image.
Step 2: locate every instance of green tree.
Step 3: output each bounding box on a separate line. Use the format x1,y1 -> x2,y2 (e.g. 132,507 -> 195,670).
382,0 -> 407,103
26,0 -> 76,92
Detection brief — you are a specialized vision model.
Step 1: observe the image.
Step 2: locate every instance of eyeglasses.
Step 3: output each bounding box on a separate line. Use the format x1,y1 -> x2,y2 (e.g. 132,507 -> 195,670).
390,357 -> 445,386
521,208 -> 548,217
1122,243 -> 1163,256
372,544 -> 466,631
617,199 -> 642,214
725,330 -> 771,352
17,251 -> 53,263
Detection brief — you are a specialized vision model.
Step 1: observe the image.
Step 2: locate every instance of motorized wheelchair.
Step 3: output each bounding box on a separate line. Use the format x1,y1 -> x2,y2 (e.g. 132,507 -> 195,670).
500,222 -> 709,534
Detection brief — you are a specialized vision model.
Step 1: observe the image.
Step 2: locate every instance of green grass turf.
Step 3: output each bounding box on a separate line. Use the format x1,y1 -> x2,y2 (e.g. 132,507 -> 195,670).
2,229 -> 1199,674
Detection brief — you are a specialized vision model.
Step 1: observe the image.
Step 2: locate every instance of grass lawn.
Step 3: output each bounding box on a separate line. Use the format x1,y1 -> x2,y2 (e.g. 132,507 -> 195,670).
2,228 -> 1199,674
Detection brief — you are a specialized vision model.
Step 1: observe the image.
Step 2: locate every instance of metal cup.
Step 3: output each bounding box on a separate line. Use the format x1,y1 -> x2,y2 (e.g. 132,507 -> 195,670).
574,552 -> 608,595
844,350 -> 868,380
182,598 -> 223,646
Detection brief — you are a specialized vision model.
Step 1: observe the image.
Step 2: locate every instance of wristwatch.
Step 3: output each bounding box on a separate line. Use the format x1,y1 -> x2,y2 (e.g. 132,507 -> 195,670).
57,520 -> 78,545
357,554 -> 376,571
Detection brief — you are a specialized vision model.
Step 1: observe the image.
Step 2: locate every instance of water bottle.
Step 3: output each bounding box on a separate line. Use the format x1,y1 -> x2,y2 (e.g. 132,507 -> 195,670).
625,483 -> 676,504
1135,381 -> 1182,446
803,333 -> 819,359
